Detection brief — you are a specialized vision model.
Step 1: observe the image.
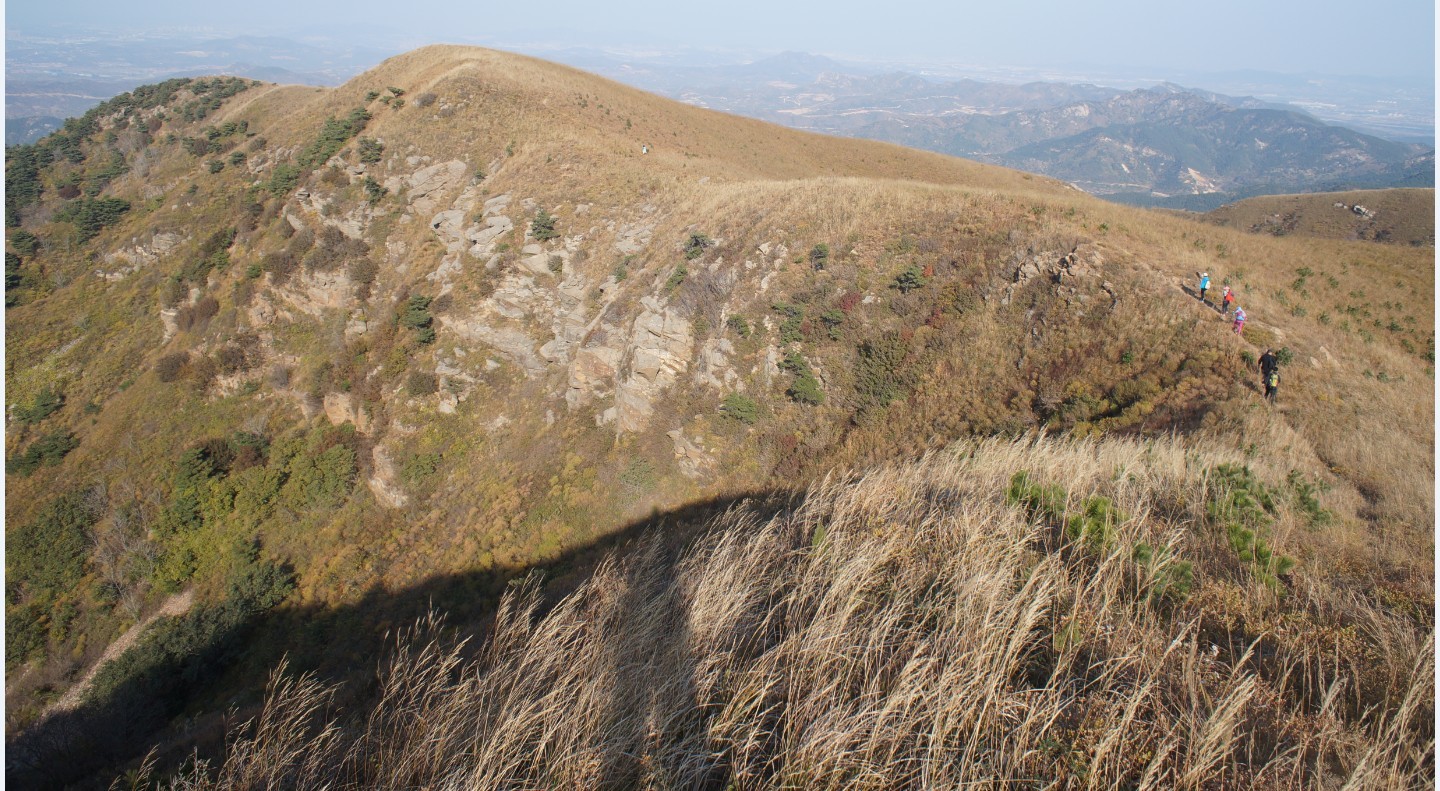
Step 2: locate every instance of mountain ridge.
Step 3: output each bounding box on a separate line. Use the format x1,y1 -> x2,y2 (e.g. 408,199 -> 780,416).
4,44 -> 1432,787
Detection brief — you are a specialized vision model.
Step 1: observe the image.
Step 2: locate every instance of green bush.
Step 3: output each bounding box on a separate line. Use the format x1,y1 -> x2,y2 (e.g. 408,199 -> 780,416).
1006,470 -> 1067,524
721,393 -> 759,424
726,315 -> 751,338
407,371 -> 439,396
773,303 -> 804,344
267,164 -> 302,197
297,108 -> 371,169
683,233 -> 713,260
620,457 -> 657,493
531,208 -> 559,241
14,386 -> 64,424
781,351 -> 824,405
854,332 -> 911,410
1133,543 -> 1194,604
7,490 -> 98,602
401,452 -> 442,485
10,229 -> 39,257
893,264 -> 928,293
363,176 -> 387,204
54,197 -> 131,243
664,262 -> 687,292
357,137 -> 384,164
1206,464 -> 1296,589
809,243 -> 829,269
399,294 -> 434,343
7,430 -> 80,476
1064,495 -> 1121,552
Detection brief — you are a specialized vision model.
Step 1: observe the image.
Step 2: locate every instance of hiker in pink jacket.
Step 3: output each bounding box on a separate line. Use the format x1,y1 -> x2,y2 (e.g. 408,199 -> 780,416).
1232,306 -> 1246,335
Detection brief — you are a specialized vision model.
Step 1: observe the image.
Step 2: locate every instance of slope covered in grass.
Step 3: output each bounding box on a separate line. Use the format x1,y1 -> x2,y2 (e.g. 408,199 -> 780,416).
150,436 -> 1433,789
1199,188 -> 1434,246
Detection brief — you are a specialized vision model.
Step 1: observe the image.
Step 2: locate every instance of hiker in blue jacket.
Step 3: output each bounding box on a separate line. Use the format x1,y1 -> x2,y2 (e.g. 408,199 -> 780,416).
1197,271 -> 1211,304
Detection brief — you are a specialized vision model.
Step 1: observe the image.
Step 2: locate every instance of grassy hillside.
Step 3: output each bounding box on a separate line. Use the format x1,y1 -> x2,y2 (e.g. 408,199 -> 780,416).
141,436 -> 1434,789
4,46 -> 1433,786
1199,188 -> 1435,246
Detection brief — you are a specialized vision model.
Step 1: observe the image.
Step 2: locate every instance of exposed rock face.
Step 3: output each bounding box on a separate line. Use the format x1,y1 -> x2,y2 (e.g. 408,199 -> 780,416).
614,297 -> 693,432
668,428 -> 716,480
368,444 -> 408,509
567,339 -> 623,410
99,232 -> 184,281
323,392 -> 372,433
695,338 -> 740,390
389,159 -> 470,216
1001,244 -> 1106,306
275,267 -> 356,317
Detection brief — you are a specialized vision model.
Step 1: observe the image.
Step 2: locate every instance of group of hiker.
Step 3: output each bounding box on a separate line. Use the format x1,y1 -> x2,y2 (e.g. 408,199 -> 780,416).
1196,271 -> 1275,402
1196,271 -> 1245,332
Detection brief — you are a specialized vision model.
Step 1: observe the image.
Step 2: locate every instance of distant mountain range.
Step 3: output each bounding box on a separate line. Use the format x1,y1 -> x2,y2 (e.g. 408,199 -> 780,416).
7,39 -> 1434,207
570,52 -> 1433,210
5,31 -> 390,144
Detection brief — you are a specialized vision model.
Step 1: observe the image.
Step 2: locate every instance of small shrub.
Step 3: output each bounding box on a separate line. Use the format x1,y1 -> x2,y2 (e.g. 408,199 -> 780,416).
531,208 -> 559,241
175,296 -> 220,332
809,243 -> 829,270
664,262 -> 687,292
683,233 -> 713,260
406,371 -> 438,396
14,387 -> 64,425
207,160 -> 224,174
156,352 -> 190,382
721,393 -> 759,424
726,315 -> 751,338
893,264 -> 928,293
7,430 -> 80,476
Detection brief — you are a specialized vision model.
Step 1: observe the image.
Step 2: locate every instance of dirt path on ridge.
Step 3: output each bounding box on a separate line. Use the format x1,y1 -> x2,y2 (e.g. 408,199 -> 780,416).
44,589 -> 195,717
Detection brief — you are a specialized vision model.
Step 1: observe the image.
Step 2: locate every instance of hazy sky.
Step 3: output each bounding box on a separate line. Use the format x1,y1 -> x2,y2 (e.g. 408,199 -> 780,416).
7,0 -> 1436,79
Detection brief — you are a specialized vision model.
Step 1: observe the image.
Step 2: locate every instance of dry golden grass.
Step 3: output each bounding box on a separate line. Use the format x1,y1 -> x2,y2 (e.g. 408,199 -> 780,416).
154,435 -> 1431,790
1199,188 -> 1435,247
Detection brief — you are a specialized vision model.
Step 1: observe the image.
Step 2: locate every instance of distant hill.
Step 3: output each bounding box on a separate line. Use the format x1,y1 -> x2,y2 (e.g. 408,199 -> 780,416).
5,115 -> 62,145
1198,188 -> 1435,246
567,54 -> 1436,205
993,92 -> 1431,201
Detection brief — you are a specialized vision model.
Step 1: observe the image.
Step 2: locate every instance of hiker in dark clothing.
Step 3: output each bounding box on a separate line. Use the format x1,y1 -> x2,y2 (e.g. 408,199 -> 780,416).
1259,348 -> 1278,379
1258,348 -> 1279,400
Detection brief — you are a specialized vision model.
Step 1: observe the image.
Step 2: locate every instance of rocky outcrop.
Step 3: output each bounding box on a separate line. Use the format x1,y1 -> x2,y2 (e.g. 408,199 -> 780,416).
368,444 -> 408,509
669,428 -> 717,480
323,392 -> 372,433
389,159 -> 470,217
613,297 -> 693,432
98,232 -> 184,281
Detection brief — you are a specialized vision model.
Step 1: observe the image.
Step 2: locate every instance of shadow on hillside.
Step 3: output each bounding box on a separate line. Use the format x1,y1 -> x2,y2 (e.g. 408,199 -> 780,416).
6,488 -> 800,789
